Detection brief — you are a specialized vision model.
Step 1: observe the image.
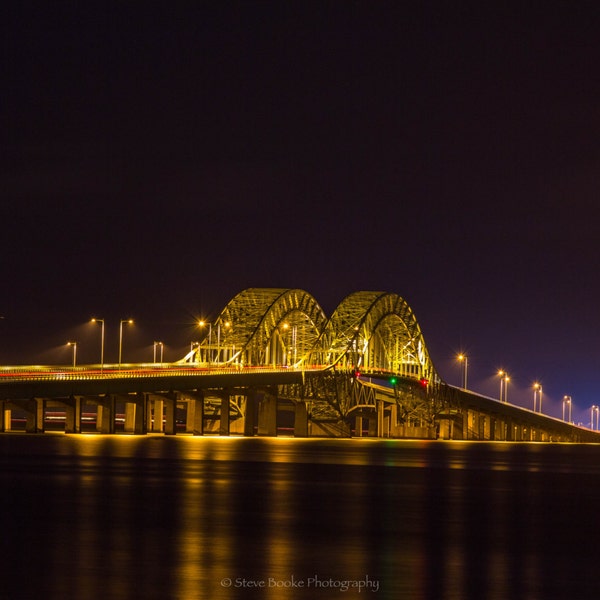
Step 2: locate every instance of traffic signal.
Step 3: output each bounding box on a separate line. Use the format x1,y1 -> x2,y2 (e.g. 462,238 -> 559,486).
419,378 -> 429,387
389,376 -> 398,386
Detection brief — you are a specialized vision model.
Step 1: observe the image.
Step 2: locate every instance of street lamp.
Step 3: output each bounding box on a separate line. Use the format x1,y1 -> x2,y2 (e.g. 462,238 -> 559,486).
498,370 -> 509,402
198,320 -> 213,364
533,383 -> 543,413
153,341 -> 164,364
282,322 -> 290,365
217,321 -> 231,363
67,341 -> 77,368
563,395 -> 572,422
119,318 -> 133,368
91,318 -> 105,373
457,354 -> 468,389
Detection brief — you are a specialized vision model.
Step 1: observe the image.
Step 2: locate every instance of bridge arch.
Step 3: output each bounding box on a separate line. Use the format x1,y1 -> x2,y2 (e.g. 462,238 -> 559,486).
319,291 -> 439,383
192,288 -> 328,367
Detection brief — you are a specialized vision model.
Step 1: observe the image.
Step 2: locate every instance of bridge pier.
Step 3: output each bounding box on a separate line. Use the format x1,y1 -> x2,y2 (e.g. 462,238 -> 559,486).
294,401 -> 308,437
458,411 -> 468,440
148,397 -> 160,432
34,398 -> 45,433
243,392 -> 257,436
0,399 -> 42,433
64,396 -> 82,433
495,419 -> 503,440
389,404 -> 399,437
123,393 -> 146,435
164,393 -> 177,435
185,391 -> 205,435
258,392 -> 277,436
376,400 -> 385,438
96,396 -> 115,434
219,392 -> 230,436
354,415 -> 363,437
148,396 -> 173,433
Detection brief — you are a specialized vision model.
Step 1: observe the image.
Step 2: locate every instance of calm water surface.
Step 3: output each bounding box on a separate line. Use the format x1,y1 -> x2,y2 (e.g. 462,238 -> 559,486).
2,434 -> 600,599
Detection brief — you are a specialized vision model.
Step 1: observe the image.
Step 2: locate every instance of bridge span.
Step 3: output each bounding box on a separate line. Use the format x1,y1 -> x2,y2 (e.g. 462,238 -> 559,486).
1,288 -> 598,442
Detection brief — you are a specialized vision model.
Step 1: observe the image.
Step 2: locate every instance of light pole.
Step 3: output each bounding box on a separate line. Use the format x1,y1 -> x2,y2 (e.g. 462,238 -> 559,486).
533,383 -> 543,413
217,321 -> 231,363
457,354 -> 468,389
190,341 -> 200,363
498,370 -> 508,402
282,322 -> 290,365
91,318 -> 105,373
67,341 -> 77,368
119,319 -> 133,368
153,341 -> 164,364
198,320 -> 213,364
591,405 -> 599,430
563,395 -> 572,422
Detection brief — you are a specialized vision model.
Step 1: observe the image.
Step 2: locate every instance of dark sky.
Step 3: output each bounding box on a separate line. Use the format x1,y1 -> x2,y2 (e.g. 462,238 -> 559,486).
3,1 -> 600,423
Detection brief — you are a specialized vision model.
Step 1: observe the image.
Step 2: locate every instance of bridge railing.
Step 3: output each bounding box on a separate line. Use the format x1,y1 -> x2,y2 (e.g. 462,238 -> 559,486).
0,364 -> 329,383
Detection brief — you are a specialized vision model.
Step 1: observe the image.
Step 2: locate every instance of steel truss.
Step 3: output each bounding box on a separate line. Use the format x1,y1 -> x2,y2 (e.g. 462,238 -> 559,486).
181,288 -> 442,424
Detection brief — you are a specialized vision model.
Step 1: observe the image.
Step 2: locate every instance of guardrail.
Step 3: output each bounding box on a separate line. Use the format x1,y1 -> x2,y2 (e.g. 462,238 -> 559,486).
0,364 -> 329,383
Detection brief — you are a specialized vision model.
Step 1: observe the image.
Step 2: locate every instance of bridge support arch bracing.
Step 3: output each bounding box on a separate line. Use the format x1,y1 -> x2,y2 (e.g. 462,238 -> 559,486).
187,288 -> 329,368
315,291 -> 439,385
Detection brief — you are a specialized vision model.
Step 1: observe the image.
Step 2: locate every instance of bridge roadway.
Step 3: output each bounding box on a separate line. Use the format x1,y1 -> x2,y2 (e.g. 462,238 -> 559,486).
1,363 -> 599,442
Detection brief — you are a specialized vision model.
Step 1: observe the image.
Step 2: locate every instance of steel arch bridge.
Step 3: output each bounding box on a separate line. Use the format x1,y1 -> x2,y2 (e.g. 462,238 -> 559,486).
175,287 -> 443,436
182,287 -> 437,385
2,287 -> 597,441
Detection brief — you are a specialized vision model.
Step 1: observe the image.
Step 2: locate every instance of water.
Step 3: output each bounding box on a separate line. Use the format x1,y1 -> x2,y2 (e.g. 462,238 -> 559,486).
2,435 -> 600,599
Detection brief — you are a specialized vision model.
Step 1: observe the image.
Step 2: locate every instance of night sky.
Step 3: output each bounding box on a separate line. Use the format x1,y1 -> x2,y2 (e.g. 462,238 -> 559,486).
3,1 -> 600,423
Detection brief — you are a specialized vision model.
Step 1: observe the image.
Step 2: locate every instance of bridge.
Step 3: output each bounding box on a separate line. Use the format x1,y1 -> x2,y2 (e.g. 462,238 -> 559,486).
1,288 -> 598,442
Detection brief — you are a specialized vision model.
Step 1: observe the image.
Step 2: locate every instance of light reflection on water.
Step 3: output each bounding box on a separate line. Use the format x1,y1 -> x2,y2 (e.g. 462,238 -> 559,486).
2,435 -> 600,599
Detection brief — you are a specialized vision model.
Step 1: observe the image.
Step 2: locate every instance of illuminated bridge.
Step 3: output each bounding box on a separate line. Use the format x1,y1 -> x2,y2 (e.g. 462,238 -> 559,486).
1,288 -> 598,442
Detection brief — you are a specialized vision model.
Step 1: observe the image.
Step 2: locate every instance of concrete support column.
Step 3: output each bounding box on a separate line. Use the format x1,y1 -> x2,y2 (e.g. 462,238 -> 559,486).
153,399 -> 164,432
495,419 -> 506,440
97,396 -> 115,434
34,398 -> 45,433
484,416 -> 493,440
438,419 -> 448,439
463,410 -> 471,440
505,420 -> 514,441
124,402 -> 137,432
65,396 -> 82,434
123,394 -> 145,435
258,394 -> 277,436
0,401 -> 5,432
294,401 -> 308,438
3,407 -> 12,431
376,400 -> 385,438
514,424 -> 522,441
355,415 -> 363,437
389,404 -> 399,438
134,393 -> 146,434
475,413 -> 483,439
243,392 -> 256,437
368,416 -> 377,437
457,411 -> 465,440
186,392 -> 204,436
145,395 -> 153,432
164,394 -> 177,435
219,392 -> 230,436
